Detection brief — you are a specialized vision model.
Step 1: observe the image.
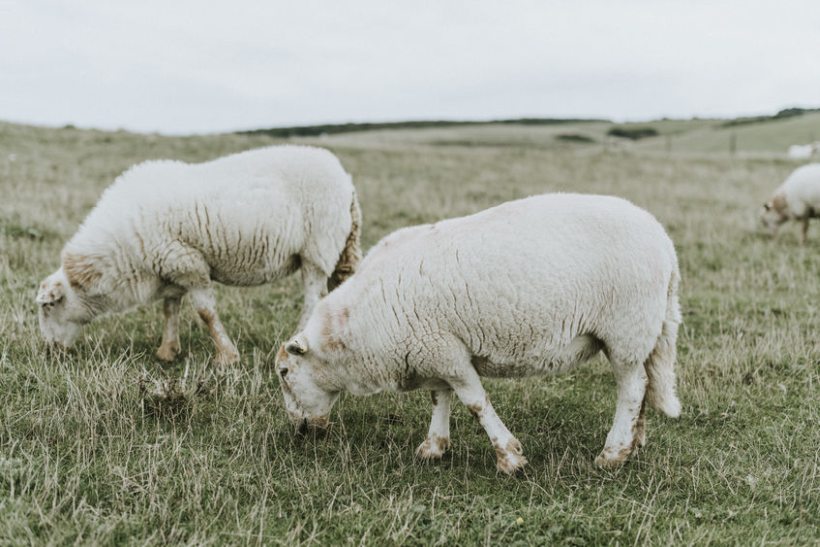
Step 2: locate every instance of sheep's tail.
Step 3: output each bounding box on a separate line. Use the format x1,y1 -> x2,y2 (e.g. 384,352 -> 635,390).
644,267 -> 682,418
328,188 -> 362,291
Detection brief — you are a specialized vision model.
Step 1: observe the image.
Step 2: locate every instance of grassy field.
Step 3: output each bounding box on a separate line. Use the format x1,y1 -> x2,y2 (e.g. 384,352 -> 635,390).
0,118 -> 818,545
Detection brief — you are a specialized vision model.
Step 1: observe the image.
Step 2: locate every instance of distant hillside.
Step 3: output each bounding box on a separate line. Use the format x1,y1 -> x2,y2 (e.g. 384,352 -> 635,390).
637,111 -> 820,154
235,107 -> 820,155
720,107 -> 820,128
2,105 -> 817,157
236,117 -> 609,138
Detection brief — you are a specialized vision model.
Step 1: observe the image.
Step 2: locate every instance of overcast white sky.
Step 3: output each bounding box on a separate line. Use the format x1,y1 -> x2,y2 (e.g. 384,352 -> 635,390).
1,0 -> 819,134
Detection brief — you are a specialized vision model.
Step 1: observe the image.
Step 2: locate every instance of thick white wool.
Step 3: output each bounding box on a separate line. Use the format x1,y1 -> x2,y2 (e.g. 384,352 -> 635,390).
775,163 -> 820,218
279,193 -> 682,471
306,193 -> 678,382
760,163 -> 820,242
36,145 -> 359,354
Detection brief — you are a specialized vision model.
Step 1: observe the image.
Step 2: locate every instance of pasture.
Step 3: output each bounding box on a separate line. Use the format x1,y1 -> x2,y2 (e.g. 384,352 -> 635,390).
0,118 -> 818,545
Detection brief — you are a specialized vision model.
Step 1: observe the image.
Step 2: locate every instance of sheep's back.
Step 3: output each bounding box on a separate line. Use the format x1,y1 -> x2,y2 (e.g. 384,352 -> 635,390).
66,146 -> 354,286
783,164 -> 820,211
338,194 -> 677,371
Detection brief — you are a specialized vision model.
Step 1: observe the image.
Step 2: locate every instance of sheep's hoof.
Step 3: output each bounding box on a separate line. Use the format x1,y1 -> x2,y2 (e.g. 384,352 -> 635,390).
214,350 -> 240,366
633,428 -> 647,450
415,436 -> 450,460
495,438 -> 527,474
156,342 -> 180,362
594,447 -> 631,469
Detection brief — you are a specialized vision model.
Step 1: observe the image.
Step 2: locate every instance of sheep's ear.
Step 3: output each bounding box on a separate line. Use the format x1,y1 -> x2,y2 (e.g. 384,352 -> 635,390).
36,279 -> 65,306
285,335 -> 309,355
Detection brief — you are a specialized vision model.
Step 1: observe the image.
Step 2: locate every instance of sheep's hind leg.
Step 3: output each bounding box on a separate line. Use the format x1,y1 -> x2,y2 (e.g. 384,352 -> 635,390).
416,390 -> 452,460
595,357 -> 647,469
450,367 -> 527,474
189,288 -> 239,366
800,217 -> 810,245
156,296 -> 182,362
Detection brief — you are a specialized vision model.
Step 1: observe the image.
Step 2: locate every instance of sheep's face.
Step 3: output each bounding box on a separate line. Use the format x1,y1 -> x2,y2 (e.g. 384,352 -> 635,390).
36,269 -> 90,348
759,201 -> 787,235
275,334 -> 339,433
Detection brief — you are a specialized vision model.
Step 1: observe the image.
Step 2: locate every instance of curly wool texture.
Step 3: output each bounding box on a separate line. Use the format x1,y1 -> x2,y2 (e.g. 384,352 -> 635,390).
284,194 -> 681,473
63,146 -> 357,303
770,163 -> 820,219
37,146 -> 360,357
281,193 -> 682,470
760,163 -> 820,243
302,193 -> 680,402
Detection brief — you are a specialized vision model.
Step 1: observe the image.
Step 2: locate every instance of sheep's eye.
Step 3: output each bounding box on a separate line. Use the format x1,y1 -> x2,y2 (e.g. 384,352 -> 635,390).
279,367 -> 288,378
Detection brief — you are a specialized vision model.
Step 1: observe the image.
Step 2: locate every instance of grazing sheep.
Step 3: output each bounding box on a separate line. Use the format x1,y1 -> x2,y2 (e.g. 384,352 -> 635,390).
36,146 -> 361,364
760,163 -> 820,244
787,143 -> 816,160
276,194 -> 682,473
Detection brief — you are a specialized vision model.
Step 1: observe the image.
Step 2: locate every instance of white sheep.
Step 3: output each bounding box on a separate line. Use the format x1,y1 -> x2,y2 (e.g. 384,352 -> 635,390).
276,193 -> 682,473
760,163 -> 820,244
787,144 -> 816,160
36,146 -> 361,364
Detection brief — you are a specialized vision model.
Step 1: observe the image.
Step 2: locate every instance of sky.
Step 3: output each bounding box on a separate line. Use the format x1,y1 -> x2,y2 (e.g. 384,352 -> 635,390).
1,0 -> 819,135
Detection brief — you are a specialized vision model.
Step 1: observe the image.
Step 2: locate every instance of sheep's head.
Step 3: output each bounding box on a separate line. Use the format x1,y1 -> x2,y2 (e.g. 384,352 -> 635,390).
760,194 -> 789,235
35,269 -> 91,348
275,334 -> 339,433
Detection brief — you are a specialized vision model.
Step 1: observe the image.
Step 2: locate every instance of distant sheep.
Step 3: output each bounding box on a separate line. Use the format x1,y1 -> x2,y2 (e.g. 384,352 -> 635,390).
276,194 -> 682,472
760,163 -> 820,244
787,143 -> 816,160
36,146 -> 361,364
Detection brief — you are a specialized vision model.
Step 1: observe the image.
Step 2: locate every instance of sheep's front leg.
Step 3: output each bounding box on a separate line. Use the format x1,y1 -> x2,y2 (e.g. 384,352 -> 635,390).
299,263 -> 328,327
451,370 -> 527,474
595,361 -> 647,469
633,398 -> 647,450
189,288 -> 239,365
156,296 -> 182,362
800,217 -> 810,245
416,390 -> 452,460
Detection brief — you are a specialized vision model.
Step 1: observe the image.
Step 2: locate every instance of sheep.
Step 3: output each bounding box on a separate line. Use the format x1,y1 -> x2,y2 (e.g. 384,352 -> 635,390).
36,145 -> 361,364
787,144 -> 816,160
760,163 -> 820,244
275,193 -> 682,473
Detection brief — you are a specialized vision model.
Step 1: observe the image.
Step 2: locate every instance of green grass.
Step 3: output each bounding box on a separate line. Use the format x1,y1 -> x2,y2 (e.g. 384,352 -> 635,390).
0,120 -> 818,545
636,112 -> 820,155
291,112 -> 818,159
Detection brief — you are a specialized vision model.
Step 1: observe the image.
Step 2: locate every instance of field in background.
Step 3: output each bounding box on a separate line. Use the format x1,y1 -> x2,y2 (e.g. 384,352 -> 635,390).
241,109 -> 820,156
0,116 -> 818,545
